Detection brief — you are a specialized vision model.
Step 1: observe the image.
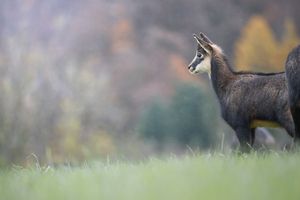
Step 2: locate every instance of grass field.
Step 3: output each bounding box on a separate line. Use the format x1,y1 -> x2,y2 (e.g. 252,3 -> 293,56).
1,152 -> 300,200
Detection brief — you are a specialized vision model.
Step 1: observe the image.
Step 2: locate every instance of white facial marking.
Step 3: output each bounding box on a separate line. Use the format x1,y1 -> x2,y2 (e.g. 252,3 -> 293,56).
188,37 -> 223,79
193,56 -> 212,78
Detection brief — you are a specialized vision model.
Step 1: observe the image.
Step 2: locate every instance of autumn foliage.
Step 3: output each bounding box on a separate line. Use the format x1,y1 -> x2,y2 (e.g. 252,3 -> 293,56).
234,15 -> 300,72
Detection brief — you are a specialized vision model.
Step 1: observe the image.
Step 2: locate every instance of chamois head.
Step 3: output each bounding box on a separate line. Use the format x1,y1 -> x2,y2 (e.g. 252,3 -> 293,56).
188,33 -> 217,76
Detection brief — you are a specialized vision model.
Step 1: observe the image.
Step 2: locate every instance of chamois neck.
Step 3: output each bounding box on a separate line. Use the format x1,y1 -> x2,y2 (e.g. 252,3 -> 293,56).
210,53 -> 235,98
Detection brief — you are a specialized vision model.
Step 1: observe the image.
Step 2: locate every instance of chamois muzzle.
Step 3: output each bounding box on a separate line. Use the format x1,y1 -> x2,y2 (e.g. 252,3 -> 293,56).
188,63 -> 196,73
188,53 -> 201,74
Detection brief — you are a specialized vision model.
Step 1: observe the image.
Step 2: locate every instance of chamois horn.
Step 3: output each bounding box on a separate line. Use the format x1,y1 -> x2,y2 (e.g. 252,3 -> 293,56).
199,32 -> 213,44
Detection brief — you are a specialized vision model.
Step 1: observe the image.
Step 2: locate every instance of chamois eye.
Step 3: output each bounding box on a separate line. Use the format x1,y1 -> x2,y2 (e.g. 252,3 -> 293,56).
197,53 -> 203,58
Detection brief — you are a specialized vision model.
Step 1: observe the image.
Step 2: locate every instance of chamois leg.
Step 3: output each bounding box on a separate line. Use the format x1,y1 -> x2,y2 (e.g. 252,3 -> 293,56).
277,110 -> 298,149
250,128 -> 256,146
277,110 -> 296,139
235,127 -> 252,153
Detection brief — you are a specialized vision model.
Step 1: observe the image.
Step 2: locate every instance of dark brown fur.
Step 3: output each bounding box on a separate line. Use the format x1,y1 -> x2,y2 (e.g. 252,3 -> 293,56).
285,45 -> 300,139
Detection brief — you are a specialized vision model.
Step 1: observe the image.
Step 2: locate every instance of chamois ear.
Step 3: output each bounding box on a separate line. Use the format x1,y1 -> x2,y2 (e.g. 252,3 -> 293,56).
199,32 -> 213,45
194,33 -> 213,53
193,34 -> 207,49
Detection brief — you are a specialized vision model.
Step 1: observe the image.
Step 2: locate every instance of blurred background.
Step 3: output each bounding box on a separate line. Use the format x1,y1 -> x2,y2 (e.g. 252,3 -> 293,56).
0,0 -> 299,166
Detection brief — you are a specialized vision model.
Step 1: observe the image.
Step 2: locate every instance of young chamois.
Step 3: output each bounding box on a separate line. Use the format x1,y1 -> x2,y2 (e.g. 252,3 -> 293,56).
188,33 -> 295,151
286,45 -> 300,139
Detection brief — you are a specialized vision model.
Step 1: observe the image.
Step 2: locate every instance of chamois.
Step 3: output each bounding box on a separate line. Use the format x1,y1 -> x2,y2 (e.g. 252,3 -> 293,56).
188,33 -> 295,151
286,45 -> 300,139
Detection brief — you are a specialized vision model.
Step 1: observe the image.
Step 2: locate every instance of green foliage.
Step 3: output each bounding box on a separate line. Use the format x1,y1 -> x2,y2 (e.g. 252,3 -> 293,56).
2,153 -> 300,200
138,83 -> 218,150
138,100 -> 168,150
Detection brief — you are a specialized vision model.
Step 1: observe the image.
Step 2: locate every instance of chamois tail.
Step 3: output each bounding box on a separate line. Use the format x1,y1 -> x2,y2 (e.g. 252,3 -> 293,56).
285,45 -> 300,136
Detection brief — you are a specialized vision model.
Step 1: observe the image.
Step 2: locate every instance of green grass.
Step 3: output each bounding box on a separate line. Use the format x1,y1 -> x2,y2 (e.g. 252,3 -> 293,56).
1,153 -> 300,200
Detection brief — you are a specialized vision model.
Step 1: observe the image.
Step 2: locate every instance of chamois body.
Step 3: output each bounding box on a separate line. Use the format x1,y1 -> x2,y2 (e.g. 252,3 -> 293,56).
286,45 -> 300,137
188,33 -> 295,150
210,52 -> 294,147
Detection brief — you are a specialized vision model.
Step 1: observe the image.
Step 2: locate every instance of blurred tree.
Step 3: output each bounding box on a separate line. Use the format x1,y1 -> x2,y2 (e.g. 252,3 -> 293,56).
234,15 -> 278,72
282,19 -> 300,48
86,130 -> 115,158
138,83 -> 218,151
138,100 -> 168,151
278,19 -> 300,64
111,18 -> 135,54
168,83 -> 217,150
234,15 -> 300,72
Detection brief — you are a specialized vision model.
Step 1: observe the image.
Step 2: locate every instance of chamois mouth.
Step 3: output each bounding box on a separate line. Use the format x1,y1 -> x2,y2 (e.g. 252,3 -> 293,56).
188,67 -> 198,74
188,66 -> 195,74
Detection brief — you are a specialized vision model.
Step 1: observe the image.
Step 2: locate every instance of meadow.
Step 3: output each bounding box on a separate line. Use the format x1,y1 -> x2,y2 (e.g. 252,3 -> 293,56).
1,152 -> 300,200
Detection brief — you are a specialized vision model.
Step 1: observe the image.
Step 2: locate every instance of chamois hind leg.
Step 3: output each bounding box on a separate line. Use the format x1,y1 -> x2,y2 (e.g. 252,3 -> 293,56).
235,127 -> 252,153
250,128 -> 256,147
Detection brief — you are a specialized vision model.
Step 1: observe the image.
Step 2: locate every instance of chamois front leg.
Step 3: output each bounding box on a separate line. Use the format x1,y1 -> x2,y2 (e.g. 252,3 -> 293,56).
235,127 -> 253,153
